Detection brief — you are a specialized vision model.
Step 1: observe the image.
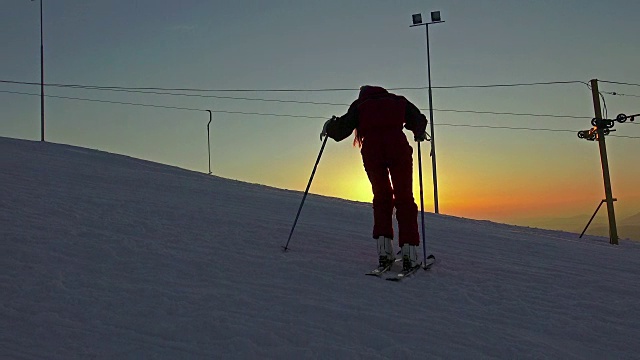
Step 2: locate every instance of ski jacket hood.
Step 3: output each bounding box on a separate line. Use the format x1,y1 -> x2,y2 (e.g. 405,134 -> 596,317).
359,85 -> 388,99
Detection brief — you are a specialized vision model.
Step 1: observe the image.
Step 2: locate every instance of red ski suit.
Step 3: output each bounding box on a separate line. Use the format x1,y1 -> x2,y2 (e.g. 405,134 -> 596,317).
325,86 -> 428,246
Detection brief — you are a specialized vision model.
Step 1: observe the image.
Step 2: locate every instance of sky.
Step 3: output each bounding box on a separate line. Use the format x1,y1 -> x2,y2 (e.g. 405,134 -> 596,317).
1,0 -> 639,227
2,136 -> 640,358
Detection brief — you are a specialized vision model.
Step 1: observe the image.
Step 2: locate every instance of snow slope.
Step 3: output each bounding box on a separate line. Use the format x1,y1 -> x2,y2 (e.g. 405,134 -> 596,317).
1,136 -> 639,359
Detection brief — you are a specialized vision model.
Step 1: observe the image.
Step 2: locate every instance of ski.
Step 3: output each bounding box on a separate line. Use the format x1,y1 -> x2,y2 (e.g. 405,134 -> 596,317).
386,254 -> 435,282
365,258 -> 401,277
422,254 -> 436,270
385,264 -> 421,281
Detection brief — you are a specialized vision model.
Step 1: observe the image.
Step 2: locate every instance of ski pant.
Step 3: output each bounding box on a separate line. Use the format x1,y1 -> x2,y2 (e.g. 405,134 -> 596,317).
361,133 -> 420,246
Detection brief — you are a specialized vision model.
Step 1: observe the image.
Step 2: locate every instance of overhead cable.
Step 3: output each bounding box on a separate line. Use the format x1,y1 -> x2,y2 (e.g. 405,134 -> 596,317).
2,89 -> 637,139
0,79 -> 587,93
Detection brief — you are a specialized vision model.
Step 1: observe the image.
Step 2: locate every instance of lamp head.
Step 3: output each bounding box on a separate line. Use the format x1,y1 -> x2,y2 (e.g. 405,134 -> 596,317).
412,13 -> 423,25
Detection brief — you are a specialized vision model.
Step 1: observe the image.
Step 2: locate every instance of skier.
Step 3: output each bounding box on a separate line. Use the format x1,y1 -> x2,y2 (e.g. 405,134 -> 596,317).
320,85 -> 428,272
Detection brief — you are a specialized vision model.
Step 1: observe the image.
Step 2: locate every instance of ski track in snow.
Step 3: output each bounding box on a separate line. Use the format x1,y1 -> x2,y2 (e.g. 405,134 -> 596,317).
1,136 -> 639,359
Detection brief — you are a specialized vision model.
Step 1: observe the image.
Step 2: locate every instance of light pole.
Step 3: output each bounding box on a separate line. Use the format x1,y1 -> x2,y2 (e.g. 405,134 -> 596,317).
411,11 -> 444,214
206,110 -> 212,174
32,0 -> 45,141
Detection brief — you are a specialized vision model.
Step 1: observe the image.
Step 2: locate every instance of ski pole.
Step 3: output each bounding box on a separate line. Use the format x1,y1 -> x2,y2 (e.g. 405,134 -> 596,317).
417,141 -> 427,265
418,140 -> 436,269
282,134 -> 329,252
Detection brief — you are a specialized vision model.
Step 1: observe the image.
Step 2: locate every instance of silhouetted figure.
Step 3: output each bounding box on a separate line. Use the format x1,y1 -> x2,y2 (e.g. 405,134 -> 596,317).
321,85 -> 428,271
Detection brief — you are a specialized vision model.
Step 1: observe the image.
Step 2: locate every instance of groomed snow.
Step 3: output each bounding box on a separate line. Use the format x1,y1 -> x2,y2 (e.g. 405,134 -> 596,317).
1,136 -> 639,359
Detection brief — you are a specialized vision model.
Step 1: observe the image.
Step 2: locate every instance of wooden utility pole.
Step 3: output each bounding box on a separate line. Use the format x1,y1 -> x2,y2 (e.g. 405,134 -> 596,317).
590,79 -> 619,245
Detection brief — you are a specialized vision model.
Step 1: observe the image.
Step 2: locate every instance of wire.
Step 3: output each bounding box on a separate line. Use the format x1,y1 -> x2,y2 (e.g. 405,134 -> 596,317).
602,91 -> 640,98
0,90 -> 206,112
612,135 -> 640,139
0,79 -> 588,93
600,91 -> 608,119
429,108 -> 590,119
2,89 -> 638,139
437,123 -> 576,132
0,90 -> 326,118
46,86 -> 352,106
586,82 -> 609,119
599,80 -> 640,87
440,124 -> 639,138
0,81 -> 593,120
413,80 -> 588,89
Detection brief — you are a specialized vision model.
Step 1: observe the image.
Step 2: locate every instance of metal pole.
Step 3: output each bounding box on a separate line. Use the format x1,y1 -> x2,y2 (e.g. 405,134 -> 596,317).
578,199 -> 616,238
579,200 -> 606,238
282,135 -> 329,252
590,79 -> 619,245
417,141 -> 427,264
425,24 -> 439,214
206,110 -> 212,174
417,140 -> 436,269
39,0 -> 45,142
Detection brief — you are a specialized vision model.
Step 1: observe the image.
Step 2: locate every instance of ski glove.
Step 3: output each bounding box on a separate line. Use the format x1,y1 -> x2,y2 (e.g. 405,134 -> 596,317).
320,116 -> 337,141
414,131 -> 430,142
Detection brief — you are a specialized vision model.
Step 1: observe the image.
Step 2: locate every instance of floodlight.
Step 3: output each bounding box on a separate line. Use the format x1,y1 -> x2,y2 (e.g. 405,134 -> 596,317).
412,14 -> 423,25
431,11 -> 441,22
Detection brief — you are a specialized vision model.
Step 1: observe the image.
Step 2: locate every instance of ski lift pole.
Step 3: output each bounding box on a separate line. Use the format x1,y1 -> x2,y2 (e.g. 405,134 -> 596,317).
282,135 -> 329,252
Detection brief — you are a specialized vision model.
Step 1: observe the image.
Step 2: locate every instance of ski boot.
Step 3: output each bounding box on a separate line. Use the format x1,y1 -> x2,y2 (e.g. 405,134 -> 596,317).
376,237 -> 395,269
401,244 -> 420,272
